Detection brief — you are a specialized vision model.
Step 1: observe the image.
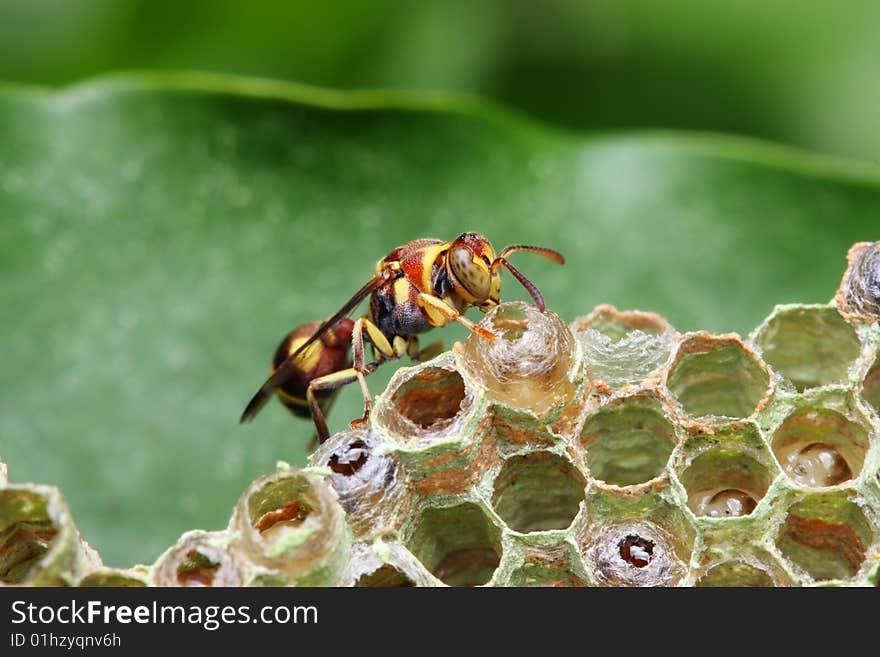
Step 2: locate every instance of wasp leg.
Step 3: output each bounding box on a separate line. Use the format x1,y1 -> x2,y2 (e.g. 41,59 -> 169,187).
307,363 -> 379,443
307,432 -> 321,452
305,392 -> 340,451
417,293 -> 496,340
392,335 -> 411,359
351,316 -> 396,426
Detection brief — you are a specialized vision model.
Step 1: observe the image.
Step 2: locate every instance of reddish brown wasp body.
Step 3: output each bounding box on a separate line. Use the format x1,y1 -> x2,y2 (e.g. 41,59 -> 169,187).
241,232 -> 564,442
270,318 -> 354,419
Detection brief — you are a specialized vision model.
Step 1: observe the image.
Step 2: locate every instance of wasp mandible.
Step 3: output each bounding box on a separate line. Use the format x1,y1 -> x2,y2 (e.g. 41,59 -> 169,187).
240,232 -> 565,442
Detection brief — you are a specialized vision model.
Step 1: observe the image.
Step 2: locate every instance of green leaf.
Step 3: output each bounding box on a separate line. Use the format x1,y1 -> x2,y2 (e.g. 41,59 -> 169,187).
1,72 -> 878,567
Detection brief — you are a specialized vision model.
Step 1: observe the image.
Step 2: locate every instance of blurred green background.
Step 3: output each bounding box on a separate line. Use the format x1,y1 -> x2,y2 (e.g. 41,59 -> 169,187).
2,0 -> 879,162
1,1 -> 880,569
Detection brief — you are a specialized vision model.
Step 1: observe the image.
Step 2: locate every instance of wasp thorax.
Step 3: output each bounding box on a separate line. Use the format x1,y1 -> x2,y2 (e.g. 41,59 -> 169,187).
462,301 -> 576,415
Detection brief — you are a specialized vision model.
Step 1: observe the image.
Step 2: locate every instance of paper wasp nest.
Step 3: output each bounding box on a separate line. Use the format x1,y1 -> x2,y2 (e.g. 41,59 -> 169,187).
3,244 -> 880,587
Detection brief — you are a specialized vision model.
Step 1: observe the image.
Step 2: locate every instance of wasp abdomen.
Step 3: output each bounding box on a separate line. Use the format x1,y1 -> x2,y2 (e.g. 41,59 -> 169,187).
272,319 -> 354,417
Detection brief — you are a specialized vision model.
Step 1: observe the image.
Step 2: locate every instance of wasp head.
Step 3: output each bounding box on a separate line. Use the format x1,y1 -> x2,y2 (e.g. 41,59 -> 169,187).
446,232 -> 501,312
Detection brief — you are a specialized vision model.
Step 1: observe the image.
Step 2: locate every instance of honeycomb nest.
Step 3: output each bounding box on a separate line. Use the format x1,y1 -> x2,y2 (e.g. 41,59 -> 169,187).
2,241 -> 880,587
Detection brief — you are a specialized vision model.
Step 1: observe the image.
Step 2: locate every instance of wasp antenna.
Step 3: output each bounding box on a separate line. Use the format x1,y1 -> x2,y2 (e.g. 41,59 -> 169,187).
489,244 -> 564,312
496,244 -> 565,266
493,257 -> 547,312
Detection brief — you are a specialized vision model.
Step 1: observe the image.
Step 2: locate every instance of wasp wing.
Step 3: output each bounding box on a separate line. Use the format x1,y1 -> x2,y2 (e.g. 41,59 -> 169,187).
239,273 -> 386,423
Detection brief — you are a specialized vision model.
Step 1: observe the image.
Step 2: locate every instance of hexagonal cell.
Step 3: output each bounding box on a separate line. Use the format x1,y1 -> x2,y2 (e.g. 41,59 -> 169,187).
152,531 -> 244,587
390,365 -> 466,428
578,492 -> 697,587
572,304 -> 675,390
78,569 -> 148,587
229,469 -> 349,585
676,425 -> 776,518
580,395 -> 677,487
344,541 -> 434,587
372,357 -> 498,495
374,354 -> 477,444
666,333 -> 771,419
775,493 -> 873,582
358,565 -> 416,587
507,562 -> 587,587
771,407 -> 868,488
694,561 -> 775,587
584,522 -> 687,587
355,566 -> 415,587
835,240 -> 880,318
176,550 -> 223,586
461,302 -> 578,416
862,353 -> 880,414
0,488 -> 60,584
404,502 -> 502,586
491,452 -> 586,533
247,478 -> 314,540
0,485 -> 91,586
310,429 -> 409,538
753,306 -> 861,391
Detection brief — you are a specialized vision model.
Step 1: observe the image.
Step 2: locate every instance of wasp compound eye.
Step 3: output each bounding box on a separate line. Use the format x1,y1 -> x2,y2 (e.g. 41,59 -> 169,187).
449,245 -> 491,300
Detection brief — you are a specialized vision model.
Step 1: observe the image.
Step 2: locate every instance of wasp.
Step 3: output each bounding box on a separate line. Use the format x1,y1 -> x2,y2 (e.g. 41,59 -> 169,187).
241,232 -> 564,441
